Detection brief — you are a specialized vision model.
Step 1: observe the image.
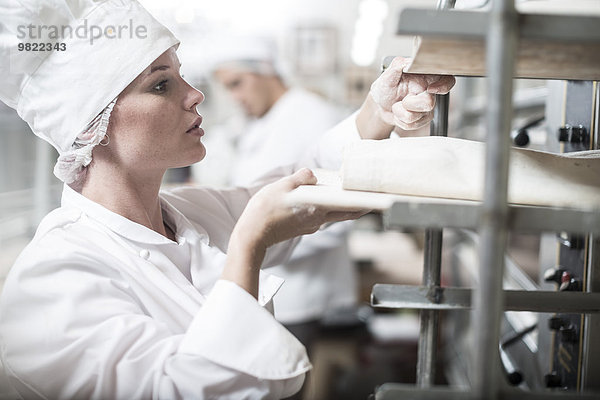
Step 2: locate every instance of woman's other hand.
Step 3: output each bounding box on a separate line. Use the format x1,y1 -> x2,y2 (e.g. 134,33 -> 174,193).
356,56 -> 456,139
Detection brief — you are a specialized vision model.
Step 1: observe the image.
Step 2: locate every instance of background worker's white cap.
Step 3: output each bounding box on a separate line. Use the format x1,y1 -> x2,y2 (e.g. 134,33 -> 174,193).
0,0 -> 180,155
208,34 -> 284,78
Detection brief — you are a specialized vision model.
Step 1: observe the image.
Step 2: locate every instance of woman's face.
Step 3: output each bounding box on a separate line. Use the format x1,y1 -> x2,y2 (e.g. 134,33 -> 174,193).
104,47 -> 206,174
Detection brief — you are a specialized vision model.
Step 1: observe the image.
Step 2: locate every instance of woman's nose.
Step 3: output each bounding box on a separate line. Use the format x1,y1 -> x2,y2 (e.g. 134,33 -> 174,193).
188,91 -> 204,116
184,79 -> 205,111
193,88 -> 205,106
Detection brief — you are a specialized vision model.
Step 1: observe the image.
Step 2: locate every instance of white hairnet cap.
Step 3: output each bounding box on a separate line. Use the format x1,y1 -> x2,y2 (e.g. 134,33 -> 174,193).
208,34 -> 283,77
0,0 -> 180,155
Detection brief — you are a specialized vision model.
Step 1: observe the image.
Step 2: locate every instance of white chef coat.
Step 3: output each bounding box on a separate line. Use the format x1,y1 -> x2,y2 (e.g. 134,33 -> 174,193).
0,113 -> 361,399
230,88 -> 358,324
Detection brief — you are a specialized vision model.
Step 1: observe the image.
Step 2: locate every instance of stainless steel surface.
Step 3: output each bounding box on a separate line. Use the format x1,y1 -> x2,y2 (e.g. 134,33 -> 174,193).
499,389 -> 600,400
536,80 -> 599,391
396,9 -> 600,43
436,0 -> 456,10
372,284 -> 600,314
416,0 -> 453,388
384,202 -> 600,234
473,0 -> 517,398
377,1 -> 600,398
384,201 -> 478,230
417,93 -> 450,388
431,94 -> 450,138
520,14 -> 600,42
581,236 -> 600,390
397,9 -> 486,38
418,230 -> 443,387
376,384 -> 600,400
580,83 -> 600,391
376,384 -> 470,400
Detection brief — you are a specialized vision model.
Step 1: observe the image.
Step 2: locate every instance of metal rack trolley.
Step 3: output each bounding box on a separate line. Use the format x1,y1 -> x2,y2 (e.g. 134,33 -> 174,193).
372,1 -> 600,399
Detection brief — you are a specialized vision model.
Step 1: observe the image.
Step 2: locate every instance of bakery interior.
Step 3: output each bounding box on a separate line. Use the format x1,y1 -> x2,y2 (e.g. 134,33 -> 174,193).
1,0 -> 599,399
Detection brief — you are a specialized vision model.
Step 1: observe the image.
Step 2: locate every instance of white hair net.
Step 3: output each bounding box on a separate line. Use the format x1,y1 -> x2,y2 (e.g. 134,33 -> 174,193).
53,97 -> 117,185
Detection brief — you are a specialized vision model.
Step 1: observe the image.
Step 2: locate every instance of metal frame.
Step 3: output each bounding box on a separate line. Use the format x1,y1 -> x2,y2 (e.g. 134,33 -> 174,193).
579,83 -> 600,391
417,77 -> 450,389
372,285 -> 600,314
374,0 -> 600,398
415,0 -> 454,386
581,236 -> 600,390
396,9 -> 600,43
376,384 -> 600,400
383,202 -> 600,233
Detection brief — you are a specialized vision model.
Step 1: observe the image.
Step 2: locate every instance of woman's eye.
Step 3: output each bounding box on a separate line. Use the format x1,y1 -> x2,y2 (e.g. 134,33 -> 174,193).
153,79 -> 168,93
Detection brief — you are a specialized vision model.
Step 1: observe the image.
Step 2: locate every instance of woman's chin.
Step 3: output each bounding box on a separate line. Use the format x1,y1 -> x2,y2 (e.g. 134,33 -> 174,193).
176,146 -> 206,168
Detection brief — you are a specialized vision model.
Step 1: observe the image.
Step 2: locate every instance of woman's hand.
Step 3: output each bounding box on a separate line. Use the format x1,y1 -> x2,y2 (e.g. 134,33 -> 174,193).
356,56 -> 456,140
238,168 -> 366,249
223,168 -> 367,298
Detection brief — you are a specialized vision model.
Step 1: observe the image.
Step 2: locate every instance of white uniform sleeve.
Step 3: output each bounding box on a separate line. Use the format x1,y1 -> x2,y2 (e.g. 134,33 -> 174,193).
163,186 -> 300,269
302,110 -> 362,171
249,111 -> 363,184
0,246 -> 309,400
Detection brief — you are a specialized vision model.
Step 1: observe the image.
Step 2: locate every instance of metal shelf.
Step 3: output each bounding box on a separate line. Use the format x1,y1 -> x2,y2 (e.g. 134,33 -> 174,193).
286,185 -> 600,234
372,1 -> 600,398
396,9 -> 600,42
371,284 -> 600,314
383,201 -> 600,234
396,9 -> 600,80
375,384 -> 600,400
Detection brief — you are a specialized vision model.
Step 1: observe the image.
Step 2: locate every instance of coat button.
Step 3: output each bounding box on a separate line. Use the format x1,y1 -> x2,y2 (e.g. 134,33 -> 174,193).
139,249 -> 150,259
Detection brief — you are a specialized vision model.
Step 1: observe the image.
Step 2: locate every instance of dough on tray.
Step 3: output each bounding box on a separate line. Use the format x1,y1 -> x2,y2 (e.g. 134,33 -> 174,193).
341,137 -> 600,209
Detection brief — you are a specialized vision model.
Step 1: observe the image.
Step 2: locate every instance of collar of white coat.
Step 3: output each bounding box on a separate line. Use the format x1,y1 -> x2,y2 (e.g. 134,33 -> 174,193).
60,184 -> 285,308
60,183 -> 209,246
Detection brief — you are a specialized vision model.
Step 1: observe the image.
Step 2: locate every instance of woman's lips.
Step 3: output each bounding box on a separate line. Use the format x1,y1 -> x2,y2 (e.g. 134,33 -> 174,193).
186,115 -> 204,136
186,125 -> 204,137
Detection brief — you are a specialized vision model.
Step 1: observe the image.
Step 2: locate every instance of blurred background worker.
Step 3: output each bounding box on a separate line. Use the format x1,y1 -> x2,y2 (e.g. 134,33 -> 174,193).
203,35 -> 358,353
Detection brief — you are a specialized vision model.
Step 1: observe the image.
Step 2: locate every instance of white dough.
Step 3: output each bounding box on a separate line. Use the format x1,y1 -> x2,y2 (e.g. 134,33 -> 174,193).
341,137 -> 600,210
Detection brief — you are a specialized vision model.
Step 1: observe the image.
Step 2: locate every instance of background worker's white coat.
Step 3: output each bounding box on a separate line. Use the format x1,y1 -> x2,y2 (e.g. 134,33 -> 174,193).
228,87 -> 357,324
0,115 -> 360,399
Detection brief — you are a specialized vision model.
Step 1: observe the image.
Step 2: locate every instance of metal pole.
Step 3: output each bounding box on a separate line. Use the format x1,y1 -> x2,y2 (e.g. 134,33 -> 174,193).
436,0 -> 456,8
417,93 -> 449,388
417,228 -> 443,387
472,0 -> 518,398
416,0 -> 454,387
581,87 -> 600,391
